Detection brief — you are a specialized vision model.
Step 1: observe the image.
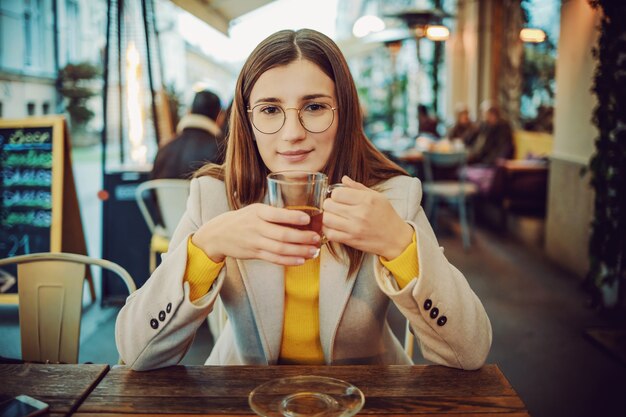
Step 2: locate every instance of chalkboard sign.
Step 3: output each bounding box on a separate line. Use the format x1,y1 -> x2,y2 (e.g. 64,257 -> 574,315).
0,117 -> 62,256
0,116 -> 93,303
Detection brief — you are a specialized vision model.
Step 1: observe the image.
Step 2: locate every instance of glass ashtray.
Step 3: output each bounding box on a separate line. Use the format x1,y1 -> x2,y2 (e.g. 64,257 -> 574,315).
248,375 -> 365,417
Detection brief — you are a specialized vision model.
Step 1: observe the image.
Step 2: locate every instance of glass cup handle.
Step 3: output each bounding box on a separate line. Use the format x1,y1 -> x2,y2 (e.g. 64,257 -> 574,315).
326,183 -> 345,197
321,183 -> 346,246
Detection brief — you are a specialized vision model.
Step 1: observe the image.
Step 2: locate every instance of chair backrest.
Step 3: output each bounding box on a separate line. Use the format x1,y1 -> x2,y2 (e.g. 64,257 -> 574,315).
0,252 -> 136,364
422,151 -> 468,183
135,179 -> 190,237
404,320 -> 415,359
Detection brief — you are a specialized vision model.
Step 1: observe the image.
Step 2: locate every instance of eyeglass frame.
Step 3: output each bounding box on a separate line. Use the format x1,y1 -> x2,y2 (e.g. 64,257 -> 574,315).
246,102 -> 338,134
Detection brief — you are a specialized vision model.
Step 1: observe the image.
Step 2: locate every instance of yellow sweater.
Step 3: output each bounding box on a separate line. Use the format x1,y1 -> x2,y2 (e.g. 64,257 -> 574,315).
183,234 -> 419,364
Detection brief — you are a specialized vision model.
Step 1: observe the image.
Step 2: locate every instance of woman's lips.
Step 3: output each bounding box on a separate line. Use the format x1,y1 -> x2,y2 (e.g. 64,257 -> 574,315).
279,149 -> 312,162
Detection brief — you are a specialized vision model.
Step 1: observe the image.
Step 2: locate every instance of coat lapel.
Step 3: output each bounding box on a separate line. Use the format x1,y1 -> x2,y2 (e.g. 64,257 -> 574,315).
237,258 -> 284,364
318,244 -> 357,363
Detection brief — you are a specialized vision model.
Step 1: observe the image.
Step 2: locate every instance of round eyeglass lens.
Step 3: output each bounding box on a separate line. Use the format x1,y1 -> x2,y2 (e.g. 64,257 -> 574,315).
300,103 -> 335,133
250,104 -> 285,134
250,103 -> 335,134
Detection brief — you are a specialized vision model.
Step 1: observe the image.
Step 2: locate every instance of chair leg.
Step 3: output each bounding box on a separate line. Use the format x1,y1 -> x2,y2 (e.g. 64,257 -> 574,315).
404,320 -> 414,359
500,204 -> 508,231
425,194 -> 435,218
149,249 -> 156,273
469,199 -> 476,230
425,195 -> 439,232
86,272 -> 97,302
459,200 -> 471,250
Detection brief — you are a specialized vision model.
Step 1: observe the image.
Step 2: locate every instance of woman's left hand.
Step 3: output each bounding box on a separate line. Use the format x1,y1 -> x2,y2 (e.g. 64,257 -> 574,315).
322,176 -> 413,260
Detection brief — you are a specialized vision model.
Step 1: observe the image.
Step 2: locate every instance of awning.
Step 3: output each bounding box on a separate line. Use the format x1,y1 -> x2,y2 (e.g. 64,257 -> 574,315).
169,0 -> 275,35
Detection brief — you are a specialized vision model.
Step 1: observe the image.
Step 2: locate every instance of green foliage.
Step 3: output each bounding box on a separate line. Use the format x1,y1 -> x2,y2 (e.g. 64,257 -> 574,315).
521,46 -> 556,100
57,62 -> 101,128
59,63 -> 100,82
586,0 -> 626,310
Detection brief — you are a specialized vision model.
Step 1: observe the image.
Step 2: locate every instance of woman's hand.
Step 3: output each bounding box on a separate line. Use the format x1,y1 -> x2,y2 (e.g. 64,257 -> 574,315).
322,176 -> 413,260
191,203 -> 321,266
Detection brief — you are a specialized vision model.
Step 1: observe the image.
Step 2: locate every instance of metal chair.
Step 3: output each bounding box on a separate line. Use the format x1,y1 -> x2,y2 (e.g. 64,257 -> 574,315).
135,179 -> 190,272
0,252 -> 136,364
422,151 -> 478,250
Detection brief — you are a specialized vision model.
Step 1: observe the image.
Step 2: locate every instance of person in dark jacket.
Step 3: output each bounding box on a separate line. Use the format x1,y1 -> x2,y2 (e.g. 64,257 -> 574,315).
151,89 -> 224,180
417,104 -> 440,138
463,102 -> 515,194
465,103 -> 514,165
447,104 -> 476,141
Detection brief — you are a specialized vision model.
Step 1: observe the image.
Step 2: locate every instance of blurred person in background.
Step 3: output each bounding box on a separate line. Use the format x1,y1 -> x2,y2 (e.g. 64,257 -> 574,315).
464,102 -> 515,194
465,102 -> 514,166
151,89 -> 224,180
417,104 -> 440,138
216,99 -> 233,141
448,103 -> 476,142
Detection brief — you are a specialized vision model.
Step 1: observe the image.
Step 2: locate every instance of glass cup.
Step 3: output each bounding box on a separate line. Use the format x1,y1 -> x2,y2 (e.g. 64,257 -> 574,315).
249,375 -> 364,417
267,171 -> 342,258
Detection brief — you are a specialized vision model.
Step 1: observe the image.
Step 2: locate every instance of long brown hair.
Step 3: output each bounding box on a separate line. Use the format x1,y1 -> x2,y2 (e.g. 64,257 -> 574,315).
196,29 -> 407,275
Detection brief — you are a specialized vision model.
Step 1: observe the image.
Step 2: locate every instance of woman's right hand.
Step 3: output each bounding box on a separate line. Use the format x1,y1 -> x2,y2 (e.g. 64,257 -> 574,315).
191,203 -> 321,266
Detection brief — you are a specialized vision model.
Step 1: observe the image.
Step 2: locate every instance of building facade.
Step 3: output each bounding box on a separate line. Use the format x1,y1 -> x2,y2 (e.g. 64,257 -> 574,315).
0,0 -> 107,120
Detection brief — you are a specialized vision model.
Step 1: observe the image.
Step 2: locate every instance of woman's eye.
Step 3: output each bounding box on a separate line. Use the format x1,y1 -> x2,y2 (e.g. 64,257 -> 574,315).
303,103 -> 326,113
259,105 -> 281,115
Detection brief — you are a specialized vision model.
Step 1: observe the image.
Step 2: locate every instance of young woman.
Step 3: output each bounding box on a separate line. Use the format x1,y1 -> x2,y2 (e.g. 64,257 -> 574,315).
116,29 -> 492,370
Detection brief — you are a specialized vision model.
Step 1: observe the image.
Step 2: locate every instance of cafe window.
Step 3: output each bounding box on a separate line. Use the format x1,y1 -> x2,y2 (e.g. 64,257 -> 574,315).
27,102 -> 35,115
520,0 -> 561,133
65,0 -> 79,62
22,0 -> 54,73
24,2 -> 32,66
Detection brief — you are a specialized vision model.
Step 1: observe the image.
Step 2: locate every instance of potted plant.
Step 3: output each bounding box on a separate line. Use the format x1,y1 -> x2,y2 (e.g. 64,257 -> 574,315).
57,62 -> 101,146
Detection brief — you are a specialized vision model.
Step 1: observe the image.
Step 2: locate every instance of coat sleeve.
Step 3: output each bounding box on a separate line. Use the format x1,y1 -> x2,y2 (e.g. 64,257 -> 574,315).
374,176 -> 492,370
115,177 -> 226,370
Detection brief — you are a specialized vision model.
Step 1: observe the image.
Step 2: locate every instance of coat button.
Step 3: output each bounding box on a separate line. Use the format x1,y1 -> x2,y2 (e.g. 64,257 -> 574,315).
429,307 -> 439,319
150,318 -> 159,329
166,303 -> 172,313
158,310 -> 166,321
423,299 -> 432,311
437,316 -> 447,326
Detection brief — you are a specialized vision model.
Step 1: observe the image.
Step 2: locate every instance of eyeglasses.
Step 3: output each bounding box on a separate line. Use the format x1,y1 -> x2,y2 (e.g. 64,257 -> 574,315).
247,102 -> 337,134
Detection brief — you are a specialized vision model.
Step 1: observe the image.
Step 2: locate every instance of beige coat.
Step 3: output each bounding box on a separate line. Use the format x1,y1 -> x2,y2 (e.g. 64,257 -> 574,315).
115,175 -> 492,370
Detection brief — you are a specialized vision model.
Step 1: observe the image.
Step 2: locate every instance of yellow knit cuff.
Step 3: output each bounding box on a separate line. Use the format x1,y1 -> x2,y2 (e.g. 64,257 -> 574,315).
184,236 -> 224,301
380,232 -> 419,289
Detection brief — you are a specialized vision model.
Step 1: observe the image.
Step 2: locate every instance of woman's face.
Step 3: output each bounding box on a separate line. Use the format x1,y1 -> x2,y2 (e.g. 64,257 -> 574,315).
248,59 -> 338,173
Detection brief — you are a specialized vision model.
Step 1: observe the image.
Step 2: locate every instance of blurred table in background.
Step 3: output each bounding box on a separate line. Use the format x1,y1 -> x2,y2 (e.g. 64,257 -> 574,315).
371,135 -> 422,178
493,159 -> 550,217
371,135 -> 415,155
395,148 -> 424,179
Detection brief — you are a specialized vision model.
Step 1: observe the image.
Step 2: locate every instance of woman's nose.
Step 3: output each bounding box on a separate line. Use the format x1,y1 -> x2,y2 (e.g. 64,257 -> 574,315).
280,108 -> 306,141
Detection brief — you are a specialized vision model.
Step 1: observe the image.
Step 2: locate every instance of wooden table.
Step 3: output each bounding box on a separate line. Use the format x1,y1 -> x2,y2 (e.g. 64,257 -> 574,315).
392,149 -> 424,178
395,149 -> 424,164
76,365 -> 529,416
0,363 -> 109,417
